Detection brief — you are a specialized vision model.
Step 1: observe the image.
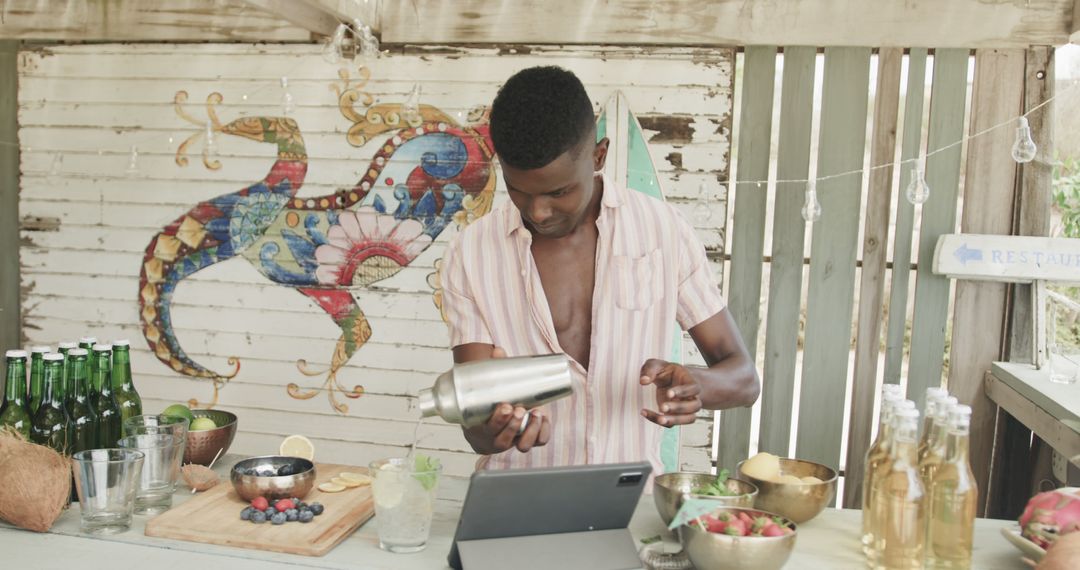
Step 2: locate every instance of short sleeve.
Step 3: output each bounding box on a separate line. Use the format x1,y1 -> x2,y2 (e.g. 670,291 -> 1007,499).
440,233 -> 494,347
674,217 -> 727,330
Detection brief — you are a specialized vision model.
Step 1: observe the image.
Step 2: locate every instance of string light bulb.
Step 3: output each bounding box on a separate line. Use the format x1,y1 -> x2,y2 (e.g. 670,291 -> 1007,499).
402,83 -> 422,124
1011,116 -> 1037,163
801,180 -> 822,222
48,153 -> 63,180
280,76 -> 296,116
905,162 -> 931,205
322,23 -> 347,64
125,145 -> 140,178
692,182 -> 712,225
204,123 -> 218,161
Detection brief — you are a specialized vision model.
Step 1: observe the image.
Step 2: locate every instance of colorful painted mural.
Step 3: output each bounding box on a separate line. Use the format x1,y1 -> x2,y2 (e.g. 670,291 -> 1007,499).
139,68 -> 497,413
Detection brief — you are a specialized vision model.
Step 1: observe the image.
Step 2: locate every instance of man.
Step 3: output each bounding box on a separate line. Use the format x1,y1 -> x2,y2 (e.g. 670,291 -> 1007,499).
441,66 -> 759,477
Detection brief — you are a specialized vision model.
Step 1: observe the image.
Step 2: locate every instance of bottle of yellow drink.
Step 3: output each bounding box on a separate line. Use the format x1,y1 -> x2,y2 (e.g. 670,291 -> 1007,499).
919,395 -> 957,487
875,406 -> 925,570
926,404 -> 977,569
917,387 -> 948,459
867,399 -> 916,566
861,385 -> 904,554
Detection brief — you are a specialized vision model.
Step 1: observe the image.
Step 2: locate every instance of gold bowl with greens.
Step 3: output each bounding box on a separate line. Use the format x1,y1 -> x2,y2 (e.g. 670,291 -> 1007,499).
654,470 -> 757,526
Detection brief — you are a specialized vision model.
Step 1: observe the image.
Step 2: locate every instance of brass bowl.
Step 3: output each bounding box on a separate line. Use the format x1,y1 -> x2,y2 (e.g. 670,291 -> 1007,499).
654,472 -> 757,526
184,409 -> 237,466
736,457 -> 838,523
230,455 -> 316,501
678,506 -> 797,570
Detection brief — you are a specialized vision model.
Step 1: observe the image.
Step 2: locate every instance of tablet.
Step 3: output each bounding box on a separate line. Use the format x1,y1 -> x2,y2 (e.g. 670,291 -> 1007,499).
448,462 -> 651,570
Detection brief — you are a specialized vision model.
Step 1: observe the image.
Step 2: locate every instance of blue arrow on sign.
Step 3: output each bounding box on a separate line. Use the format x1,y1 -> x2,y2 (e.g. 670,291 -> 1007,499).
953,243 -> 984,265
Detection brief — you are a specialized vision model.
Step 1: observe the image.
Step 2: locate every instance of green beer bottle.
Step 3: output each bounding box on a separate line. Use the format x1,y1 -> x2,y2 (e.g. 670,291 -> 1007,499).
66,348 -> 97,453
79,337 -> 98,381
110,340 -> 142,421
31,353 -> 71,454
57,341 -> 77,409
28,345 -> 49,415
1,350 -> 32,439
90,344 -> 121,448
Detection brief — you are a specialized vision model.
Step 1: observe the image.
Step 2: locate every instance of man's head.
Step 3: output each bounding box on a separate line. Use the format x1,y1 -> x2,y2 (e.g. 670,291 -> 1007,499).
490,66 -> 608,238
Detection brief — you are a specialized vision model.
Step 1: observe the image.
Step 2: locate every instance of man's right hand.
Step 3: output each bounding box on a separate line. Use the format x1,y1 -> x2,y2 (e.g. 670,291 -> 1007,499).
463,403 -> 551,455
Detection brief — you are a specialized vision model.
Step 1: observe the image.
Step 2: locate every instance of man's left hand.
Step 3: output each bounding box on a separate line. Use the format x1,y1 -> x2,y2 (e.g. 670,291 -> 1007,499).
639,359 -> 702,427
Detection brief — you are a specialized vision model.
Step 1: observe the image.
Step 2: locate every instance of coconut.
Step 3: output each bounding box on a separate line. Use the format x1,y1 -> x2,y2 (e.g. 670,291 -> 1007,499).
181,463 -> 220,491
0,428 -> 71,532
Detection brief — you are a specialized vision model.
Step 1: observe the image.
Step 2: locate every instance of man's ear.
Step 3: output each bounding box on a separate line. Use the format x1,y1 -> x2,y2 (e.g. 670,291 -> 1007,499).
593,137 -> 610,172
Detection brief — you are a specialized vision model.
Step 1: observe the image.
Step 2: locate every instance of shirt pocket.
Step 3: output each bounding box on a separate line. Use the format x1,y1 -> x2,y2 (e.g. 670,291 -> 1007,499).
613,249 -> 664,311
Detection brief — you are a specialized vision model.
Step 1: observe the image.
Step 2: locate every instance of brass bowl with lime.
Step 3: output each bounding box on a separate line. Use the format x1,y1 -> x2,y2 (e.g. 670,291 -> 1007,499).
654,470 -> 758,526
164,404 -> 238,466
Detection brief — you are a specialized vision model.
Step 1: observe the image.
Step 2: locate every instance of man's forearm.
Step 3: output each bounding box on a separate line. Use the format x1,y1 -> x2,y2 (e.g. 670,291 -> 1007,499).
689,354 -> 760,410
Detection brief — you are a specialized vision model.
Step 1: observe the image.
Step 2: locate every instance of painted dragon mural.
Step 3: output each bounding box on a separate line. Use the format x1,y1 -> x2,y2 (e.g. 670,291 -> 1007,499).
138,68 -> 496,413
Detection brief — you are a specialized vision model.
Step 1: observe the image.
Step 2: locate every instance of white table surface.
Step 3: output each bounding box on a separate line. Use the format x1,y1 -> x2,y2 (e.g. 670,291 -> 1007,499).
1,455 -> 1030,569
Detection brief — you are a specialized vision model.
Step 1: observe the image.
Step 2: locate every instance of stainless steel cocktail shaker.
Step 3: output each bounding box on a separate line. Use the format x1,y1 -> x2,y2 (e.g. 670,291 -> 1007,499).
417,354 -> 573,428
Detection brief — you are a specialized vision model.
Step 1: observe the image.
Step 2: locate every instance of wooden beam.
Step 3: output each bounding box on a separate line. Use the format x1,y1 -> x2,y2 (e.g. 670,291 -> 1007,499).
381,0 -> 1074,48
0,41 -> 20,355
1073,0 -> 1080,37
844,47 -> 902,509
242,0 -> 342,37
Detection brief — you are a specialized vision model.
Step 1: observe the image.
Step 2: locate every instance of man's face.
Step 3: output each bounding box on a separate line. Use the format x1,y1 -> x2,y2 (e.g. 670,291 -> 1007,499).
501,138 -> 609,239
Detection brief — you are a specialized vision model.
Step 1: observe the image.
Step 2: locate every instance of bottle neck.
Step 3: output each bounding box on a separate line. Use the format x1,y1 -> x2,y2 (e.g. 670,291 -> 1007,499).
42,361 -> 63,406
892,420 -> 919,465
4,361 -> 26,402
71,358 -> 90,400
94,353 -> 112,394
112,349 -> 132,389
945,425 -> 971,463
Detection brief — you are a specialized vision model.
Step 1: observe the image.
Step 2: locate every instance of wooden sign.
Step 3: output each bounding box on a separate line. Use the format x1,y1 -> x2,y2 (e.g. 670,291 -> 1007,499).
933,234 -> 1080,283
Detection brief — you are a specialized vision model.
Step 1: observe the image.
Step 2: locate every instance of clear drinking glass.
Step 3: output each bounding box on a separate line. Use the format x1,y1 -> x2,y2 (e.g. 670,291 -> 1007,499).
118,433 -> 185,514
123,414 -> 189,440
1048,344 -> 1079,385
370,457 -> 442,553
72,448 -> 145,534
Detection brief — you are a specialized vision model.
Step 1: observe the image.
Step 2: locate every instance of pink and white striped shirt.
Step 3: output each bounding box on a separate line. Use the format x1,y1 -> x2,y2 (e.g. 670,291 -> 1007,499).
440,174 -> 726,477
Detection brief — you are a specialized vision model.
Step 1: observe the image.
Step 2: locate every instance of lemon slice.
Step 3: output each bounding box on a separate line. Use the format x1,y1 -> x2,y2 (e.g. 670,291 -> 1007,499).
373,473 -> 404,509
279,435 -> 314,460
338,471 -> 371,483
331,477 -> 362,488
318,482 -> 346,493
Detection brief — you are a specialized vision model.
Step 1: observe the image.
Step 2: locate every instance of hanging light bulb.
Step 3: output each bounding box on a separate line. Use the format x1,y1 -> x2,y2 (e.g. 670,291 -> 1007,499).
48,153 -> 63,180
280,76 -> 296,116
905,162 -> 931,205
322,23 -> 347,64
402,83 -> 422,125
204,123 -> 218,161
125,145 -> 140,178
692,181 -> 712,225
801,180 -> 822,222
1011,116 -> 1037,163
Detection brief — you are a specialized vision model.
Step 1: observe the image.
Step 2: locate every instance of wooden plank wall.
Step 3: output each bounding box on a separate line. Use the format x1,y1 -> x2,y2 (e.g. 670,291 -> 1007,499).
0,41 -> 19,360
15,43 -> 733,477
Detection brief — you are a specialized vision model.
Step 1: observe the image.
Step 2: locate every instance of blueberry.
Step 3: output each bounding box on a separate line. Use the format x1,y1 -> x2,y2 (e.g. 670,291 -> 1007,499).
277,464 -> 296,476
298,510 -> 314,523
265,507 -> 276,517
285,508 -> 299,522
271,512 -> 287,525
289,497 -> 300,504
295,502 -> 306,510
251,511 -> 267,524
240,506 -> 253,521
310,503 -> 324,516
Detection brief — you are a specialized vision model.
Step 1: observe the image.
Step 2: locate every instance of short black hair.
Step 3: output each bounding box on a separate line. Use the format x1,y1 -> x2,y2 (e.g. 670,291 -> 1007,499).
489,66 -> 595,170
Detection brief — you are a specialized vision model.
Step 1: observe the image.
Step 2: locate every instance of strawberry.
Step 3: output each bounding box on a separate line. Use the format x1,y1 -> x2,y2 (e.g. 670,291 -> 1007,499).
726,519 -> 748,536
761,524 -> 786,537
717,512 -> 735,522
251,496 -> 269,511
737,512 -> 754,526
274,498 -> 296,512
752,516 -> 771,532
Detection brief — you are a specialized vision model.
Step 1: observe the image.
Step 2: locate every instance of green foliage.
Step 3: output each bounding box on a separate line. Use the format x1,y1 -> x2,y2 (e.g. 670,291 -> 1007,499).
1053,156 -> 1080,239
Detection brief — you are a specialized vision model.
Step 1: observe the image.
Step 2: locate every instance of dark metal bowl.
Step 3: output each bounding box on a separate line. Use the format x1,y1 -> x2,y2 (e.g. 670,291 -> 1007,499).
183,409 -> 237,466
230,455 -> 316,501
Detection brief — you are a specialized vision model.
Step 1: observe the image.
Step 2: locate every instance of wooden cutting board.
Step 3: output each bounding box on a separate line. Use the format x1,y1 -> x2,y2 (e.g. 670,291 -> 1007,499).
145,462 -> 374,557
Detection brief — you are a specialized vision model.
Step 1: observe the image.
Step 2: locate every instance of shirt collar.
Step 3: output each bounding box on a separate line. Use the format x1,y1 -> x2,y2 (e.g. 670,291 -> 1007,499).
504,172 -> 623,237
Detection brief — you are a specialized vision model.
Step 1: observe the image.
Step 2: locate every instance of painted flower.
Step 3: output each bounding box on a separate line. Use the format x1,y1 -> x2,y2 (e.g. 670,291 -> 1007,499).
314,207 -> 433,286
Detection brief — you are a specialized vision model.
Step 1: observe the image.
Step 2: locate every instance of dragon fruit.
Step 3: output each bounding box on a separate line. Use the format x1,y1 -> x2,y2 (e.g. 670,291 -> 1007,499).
1020,488 -> 1080,549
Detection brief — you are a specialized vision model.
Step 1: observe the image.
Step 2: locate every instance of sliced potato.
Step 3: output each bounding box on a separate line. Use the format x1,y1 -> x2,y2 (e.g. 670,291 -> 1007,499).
777,474 -> 805,485
318,482 -> 346,493
801,476 -> 824,484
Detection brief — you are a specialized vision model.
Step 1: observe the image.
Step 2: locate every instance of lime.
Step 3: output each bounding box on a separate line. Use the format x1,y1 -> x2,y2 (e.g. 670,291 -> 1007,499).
162,403 -> 195,424
189,417 -> 217,431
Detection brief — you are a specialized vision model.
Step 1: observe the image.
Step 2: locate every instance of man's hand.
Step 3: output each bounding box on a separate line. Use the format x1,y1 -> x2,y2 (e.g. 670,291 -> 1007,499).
639,359 -> 702,427
459,347 -> 553,454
